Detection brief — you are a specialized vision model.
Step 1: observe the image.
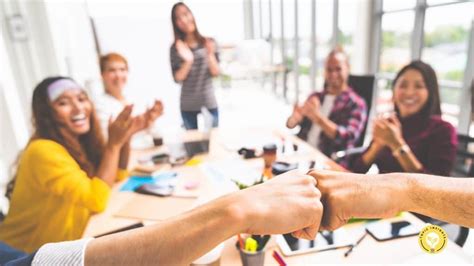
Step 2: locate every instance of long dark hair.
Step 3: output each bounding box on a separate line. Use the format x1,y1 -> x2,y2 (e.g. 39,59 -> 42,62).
7,77 -> 105,199
392,60 -> 442,118
171,2 -> 205,45
32,76 -> 105,175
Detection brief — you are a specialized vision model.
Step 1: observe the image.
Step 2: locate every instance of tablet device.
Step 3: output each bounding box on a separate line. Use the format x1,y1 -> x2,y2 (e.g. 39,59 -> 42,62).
365,220 -> 421,241
276,227 -> 363,256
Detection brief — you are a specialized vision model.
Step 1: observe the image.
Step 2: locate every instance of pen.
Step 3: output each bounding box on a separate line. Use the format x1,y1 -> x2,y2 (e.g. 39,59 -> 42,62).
237,234 -> 245,250
344,232 -> 367,257
281,137 -> 286,154
272,250 -> 287,266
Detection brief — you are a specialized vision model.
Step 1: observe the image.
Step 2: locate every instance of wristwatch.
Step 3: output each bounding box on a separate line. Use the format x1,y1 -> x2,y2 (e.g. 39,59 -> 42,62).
392,144 -> 410,157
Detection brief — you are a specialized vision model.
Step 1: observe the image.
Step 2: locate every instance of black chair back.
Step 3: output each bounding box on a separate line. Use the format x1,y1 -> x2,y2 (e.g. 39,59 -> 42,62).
348,75 -> 375,147
453,134 -> 474,177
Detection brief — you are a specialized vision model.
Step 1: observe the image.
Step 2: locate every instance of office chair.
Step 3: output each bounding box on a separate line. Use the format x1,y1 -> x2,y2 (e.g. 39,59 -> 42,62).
331,74 -> 375,163
453,134 -> 474,177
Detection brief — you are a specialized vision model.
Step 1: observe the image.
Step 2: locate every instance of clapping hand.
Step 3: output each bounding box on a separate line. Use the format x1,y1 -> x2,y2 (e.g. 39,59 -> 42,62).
302,96 -> 321,124
176,40 -> 194,63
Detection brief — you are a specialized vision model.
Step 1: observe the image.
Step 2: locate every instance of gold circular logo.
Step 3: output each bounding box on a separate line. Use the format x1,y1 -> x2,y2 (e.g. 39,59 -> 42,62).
418,224 -> 447,254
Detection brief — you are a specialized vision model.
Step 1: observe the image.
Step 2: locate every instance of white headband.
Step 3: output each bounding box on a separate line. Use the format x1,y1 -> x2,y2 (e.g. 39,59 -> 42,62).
47,79 -> 83,102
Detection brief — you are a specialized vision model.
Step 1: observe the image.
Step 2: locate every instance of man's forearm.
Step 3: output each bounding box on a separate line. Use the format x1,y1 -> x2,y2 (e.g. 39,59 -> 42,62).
315,115 -> 337,139
311,170 -> 474,232
286,116 -> 300,129
400,173 -> 474,228
85,193 -> 244,265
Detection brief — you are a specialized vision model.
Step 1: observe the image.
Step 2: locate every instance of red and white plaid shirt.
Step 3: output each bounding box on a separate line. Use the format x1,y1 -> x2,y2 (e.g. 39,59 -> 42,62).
297,87 -> 367,160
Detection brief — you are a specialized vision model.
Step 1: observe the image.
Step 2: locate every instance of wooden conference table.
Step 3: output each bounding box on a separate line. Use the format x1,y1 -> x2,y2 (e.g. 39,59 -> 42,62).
83,128 -> 472,265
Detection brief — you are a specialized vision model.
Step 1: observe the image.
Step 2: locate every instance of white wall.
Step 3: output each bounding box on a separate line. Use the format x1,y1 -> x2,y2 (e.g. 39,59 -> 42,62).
0,0 -> 103,206
88,0 -> 182,133
0,24 -> 29,212
43,1 -> 102,94
185,0 -> 245,43
0,0 -> 247,196
87,0 -> 246,133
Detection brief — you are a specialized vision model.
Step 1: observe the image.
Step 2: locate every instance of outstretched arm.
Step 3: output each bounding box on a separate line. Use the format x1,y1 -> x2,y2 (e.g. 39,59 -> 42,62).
85,170 -> 323,265
310,170 -> 474,231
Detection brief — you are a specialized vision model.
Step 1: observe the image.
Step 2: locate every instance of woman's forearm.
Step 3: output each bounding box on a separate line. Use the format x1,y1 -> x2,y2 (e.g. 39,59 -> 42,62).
118,141 -> 130,170
394,150 -> 424,173
95,144 -> 121,186
174,61 -> 193,81
361,142 -> 383,166
207,54 -> 220,76
390,142 -> 423,173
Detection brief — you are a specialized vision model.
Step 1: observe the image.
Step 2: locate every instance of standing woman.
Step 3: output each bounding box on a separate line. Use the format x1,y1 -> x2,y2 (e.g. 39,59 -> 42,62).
0,77 -> 161,252
170,2 -> 220,130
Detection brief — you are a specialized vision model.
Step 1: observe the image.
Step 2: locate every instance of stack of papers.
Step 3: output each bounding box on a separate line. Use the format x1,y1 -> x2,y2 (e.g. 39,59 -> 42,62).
201,159 -> 263,187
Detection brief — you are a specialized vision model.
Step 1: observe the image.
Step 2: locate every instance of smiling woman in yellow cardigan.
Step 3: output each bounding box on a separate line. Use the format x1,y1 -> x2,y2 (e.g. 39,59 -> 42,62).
0,77 -> 163,252
0,139 -> 127,253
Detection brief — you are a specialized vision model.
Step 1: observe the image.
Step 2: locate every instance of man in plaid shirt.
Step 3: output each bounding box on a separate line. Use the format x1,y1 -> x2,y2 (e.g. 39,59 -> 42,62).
287,47 -> 367,165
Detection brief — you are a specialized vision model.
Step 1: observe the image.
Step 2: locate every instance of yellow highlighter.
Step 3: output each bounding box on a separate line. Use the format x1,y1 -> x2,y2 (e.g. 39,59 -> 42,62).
245,237 -> 258,252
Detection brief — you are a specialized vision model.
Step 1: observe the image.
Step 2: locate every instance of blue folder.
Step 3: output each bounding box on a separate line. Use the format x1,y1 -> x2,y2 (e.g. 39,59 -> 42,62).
120,172 -> 178,192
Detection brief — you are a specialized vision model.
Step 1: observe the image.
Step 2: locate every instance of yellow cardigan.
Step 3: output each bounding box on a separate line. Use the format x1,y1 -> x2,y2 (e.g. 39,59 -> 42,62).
0,139 -> 128,253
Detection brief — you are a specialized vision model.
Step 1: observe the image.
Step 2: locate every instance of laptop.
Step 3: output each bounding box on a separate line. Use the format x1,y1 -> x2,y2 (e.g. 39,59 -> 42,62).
167,139 -> 210,162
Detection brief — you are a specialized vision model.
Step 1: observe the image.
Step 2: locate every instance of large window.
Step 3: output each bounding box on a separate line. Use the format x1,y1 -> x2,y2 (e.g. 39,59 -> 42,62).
247,0 -> 473,133
314,0 -> 334,93
290,0 -> 334,102
375,0 -> 473,129
376,3 -> 416,115
380,11 -> 414,74
294,0 -> 313,101
251,0 -> 334,102
383,0 -> 416,11
338,0 -> 358,58
427,0 -> 467,5
422,1 -> 473,125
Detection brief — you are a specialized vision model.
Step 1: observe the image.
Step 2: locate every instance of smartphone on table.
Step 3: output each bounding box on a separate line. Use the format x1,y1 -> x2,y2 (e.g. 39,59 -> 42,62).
365,220 -> 421,241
